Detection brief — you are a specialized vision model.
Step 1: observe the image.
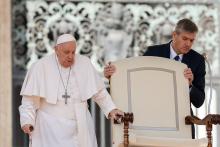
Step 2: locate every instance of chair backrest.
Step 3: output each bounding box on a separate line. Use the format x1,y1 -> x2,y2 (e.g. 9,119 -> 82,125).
110,56 -> 192,147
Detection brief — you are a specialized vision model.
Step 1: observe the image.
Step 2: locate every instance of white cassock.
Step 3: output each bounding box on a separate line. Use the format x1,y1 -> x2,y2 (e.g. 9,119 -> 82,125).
19,53 -> 116,147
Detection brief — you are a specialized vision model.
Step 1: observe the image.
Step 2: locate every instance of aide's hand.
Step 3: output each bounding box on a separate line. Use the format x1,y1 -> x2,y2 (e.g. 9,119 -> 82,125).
22,124 -> 34,136
184,68 -> 194,86
104,62 -> 116,79
108,109 -> 124,121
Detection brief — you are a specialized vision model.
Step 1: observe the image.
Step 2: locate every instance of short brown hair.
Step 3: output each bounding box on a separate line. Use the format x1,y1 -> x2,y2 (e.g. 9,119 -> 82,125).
174,18 -> 198,34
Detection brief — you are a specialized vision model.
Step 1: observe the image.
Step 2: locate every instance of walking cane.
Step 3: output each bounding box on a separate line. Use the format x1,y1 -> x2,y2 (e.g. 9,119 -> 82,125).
29,126 -> 34,147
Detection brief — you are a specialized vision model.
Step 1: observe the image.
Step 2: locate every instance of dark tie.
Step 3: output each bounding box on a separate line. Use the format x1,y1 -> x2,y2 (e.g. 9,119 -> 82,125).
174,55 -> 180,61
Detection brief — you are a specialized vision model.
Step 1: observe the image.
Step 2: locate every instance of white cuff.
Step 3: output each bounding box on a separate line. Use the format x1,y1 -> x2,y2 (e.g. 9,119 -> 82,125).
19,96 -> 39,127
92,89 -> 116,118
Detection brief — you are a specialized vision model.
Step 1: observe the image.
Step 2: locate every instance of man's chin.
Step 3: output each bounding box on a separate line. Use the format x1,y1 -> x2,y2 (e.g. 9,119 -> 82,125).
182,49 -> 190,54
63,63 -> 73,68
184,50 -> 190,54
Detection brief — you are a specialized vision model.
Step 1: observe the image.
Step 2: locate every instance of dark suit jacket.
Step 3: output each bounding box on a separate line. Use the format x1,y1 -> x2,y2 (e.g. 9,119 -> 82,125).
143,42 -> 206,108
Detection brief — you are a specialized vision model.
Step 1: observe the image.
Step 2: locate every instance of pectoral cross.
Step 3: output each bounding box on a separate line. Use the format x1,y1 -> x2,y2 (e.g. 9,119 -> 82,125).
62,90 -> 70,104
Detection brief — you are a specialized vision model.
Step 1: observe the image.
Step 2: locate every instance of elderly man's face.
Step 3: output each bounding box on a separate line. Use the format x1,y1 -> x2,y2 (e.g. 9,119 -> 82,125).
172,31 -> 196,55
55,41 -> 76,68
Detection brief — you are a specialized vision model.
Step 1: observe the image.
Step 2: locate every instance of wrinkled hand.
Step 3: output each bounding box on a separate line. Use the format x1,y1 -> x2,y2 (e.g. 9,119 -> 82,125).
184,68 -> 194,86
22,124 -> 34,136
104,62 -> 116,79
108,109 -> 124,121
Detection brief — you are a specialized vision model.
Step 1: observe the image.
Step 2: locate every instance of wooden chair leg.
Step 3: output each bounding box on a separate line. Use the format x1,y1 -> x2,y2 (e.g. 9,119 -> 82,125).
185,114 -> 220,147
123,113 -> 133,146
113,112 -> 133,147
206,123 -> 212,147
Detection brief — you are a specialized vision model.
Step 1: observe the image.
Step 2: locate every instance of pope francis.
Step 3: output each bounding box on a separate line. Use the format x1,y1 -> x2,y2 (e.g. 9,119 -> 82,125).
19,34 -> 123,147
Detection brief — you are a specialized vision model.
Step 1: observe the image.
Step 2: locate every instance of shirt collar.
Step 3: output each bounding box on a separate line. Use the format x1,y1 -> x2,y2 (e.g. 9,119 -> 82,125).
170,42 -> 183,61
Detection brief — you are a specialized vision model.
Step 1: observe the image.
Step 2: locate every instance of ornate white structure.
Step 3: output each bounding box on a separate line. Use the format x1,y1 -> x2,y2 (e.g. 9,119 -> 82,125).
13,1 -> 219,73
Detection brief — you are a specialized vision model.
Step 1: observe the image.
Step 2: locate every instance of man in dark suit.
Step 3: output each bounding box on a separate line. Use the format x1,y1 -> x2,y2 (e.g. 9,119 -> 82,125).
104,18 -> 206,138
144,20 -> 205,108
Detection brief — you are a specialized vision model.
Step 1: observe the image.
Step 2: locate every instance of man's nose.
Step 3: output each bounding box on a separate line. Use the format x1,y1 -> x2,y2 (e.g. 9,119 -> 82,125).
185,40 -> 191,47
67,54 -> 73,59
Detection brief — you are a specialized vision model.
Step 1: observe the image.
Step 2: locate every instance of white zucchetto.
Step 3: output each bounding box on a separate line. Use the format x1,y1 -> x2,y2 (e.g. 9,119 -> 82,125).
56,34 -> 76,45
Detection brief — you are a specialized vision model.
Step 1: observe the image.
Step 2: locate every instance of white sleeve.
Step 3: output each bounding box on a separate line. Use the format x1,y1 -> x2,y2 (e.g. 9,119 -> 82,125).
19,95 -> 40,127
92,88 -> 116,118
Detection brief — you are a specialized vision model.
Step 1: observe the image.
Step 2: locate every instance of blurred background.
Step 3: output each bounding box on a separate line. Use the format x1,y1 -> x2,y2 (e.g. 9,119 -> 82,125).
0,0 -> 220,147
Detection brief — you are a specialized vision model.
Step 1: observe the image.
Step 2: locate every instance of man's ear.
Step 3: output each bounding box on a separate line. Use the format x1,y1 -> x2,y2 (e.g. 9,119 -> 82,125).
54,45 -> 58,52
172,31 -> 176,39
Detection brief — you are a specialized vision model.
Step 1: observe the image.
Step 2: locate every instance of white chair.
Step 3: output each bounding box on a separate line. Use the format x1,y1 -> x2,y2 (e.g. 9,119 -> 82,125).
110,56 -> 218,147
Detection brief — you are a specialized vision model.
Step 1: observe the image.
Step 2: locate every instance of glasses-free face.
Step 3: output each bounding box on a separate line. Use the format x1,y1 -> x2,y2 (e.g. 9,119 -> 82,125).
172,31 -> 196,55
55,41 -> 76,68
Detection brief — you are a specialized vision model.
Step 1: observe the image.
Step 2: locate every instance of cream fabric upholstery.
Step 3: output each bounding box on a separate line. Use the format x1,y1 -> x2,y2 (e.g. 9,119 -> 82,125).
110,56 -> 207,147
